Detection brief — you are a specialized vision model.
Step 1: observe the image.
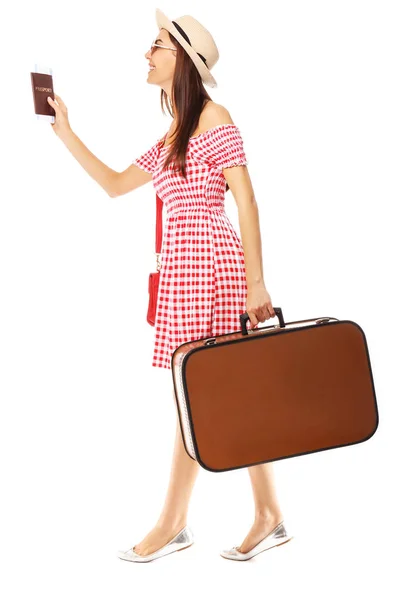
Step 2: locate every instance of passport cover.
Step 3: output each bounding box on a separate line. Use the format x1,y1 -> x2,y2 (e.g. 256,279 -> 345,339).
30,71 -> 55,118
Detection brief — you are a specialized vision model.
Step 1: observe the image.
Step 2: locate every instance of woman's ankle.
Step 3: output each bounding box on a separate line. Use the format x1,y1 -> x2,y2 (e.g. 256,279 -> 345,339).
254,510 -> 284,525
156,516 -> 187,531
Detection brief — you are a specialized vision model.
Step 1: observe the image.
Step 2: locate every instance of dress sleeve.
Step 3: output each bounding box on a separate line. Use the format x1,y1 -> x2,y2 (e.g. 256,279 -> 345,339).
132,138 -> 161,174
196,124 -> 248,171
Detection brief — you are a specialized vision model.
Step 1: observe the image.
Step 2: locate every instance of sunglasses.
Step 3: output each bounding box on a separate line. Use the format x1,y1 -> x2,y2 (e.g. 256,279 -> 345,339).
150,39 -> 177,55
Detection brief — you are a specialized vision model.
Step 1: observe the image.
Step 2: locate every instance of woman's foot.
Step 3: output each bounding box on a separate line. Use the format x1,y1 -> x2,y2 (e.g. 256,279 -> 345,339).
235,514 -> 284,554
132,521 -> 187,557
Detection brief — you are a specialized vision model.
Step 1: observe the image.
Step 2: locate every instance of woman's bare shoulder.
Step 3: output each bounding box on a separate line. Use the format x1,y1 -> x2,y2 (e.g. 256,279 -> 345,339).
200,101 -> 235,129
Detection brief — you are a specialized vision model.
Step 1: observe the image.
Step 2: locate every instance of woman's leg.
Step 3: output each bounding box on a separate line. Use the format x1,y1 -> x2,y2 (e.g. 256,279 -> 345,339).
131,388 -> 200,556
235,463 -> 285,553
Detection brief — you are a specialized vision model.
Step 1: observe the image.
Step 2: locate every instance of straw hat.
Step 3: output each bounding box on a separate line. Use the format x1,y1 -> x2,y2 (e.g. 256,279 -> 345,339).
155,8 -> 219,88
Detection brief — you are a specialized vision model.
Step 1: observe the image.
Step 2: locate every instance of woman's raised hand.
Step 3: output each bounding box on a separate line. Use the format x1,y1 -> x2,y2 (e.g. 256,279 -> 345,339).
47,93 -> 71,138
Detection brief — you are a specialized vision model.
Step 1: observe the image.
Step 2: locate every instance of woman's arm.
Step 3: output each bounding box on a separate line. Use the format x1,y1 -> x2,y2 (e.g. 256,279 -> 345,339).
223,165 -> 264,287
59,129 -> 154,197
48,95 -> 152,197
224,165 -> 276,325
60,128 -> 118,197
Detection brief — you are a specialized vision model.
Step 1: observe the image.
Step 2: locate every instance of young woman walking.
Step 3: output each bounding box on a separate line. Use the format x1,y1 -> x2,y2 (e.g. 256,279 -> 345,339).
48,8 -> 293,563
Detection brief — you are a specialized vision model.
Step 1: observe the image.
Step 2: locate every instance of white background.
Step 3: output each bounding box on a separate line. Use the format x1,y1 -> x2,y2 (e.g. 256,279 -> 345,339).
1,1 -> 399,598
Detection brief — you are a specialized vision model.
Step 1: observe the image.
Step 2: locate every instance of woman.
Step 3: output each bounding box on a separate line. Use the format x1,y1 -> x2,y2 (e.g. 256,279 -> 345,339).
47,8 -> 293,563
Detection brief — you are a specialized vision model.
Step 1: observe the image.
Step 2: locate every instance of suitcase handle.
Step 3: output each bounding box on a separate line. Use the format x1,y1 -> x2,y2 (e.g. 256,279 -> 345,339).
239,307 -> 285,335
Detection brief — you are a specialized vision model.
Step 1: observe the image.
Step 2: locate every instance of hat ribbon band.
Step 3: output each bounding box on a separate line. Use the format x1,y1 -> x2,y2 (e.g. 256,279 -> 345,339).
172,21 -> 208,67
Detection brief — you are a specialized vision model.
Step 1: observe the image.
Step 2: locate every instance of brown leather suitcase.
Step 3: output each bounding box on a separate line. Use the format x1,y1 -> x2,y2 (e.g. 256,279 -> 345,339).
171,307 -> 379,472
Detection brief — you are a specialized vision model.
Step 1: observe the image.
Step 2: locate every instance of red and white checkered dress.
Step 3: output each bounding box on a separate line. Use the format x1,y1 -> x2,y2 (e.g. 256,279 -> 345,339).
133,123 -> 256,369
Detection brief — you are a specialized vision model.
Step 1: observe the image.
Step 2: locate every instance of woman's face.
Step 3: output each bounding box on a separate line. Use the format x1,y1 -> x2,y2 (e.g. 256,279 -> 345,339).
145,28 -> 177,87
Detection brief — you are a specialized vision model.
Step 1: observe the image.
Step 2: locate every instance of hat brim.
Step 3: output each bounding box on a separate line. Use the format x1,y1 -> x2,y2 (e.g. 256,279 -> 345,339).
155,8 -> 217,88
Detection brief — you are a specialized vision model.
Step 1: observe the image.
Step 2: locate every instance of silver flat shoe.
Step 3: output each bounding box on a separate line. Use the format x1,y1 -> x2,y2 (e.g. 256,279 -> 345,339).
220,521 -> 293,561
117,525 -> 194,563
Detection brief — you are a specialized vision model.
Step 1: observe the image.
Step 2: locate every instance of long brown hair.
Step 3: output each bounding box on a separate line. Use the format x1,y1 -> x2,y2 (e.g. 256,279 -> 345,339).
160,32 -> 230,193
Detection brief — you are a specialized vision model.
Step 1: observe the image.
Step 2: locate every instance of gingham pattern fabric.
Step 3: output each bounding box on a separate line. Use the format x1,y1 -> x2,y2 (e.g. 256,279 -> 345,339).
133,123 -> 257,369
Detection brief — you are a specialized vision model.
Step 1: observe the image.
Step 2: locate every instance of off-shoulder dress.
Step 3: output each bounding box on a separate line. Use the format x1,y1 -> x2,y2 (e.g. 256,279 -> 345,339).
132,123 -> 255,369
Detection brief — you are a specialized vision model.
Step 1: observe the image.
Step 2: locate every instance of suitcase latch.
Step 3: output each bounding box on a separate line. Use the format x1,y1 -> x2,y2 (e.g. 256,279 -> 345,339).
205,337 -> 216,346
316,318 -> 331,324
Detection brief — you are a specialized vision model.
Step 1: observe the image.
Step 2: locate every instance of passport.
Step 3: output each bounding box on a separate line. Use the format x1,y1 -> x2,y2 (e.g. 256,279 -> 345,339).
30,65 -> 55,123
